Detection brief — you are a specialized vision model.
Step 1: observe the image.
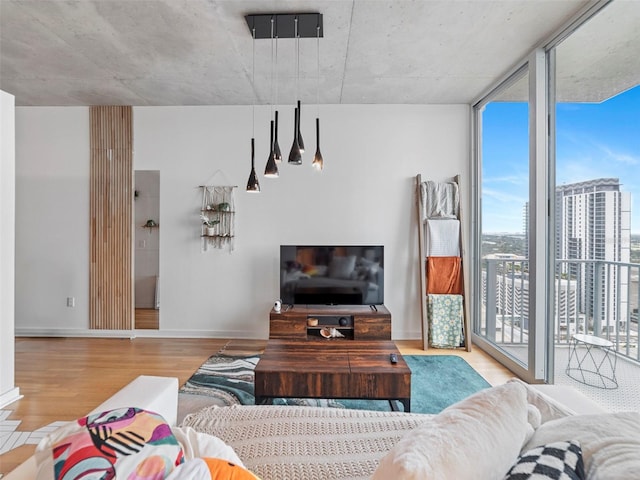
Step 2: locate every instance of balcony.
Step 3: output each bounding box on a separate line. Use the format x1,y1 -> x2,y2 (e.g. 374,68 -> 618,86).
480,258 -> 639,412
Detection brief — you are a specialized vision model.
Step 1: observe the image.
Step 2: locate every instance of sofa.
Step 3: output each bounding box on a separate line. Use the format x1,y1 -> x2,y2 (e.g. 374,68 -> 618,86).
6,375 -> 639,480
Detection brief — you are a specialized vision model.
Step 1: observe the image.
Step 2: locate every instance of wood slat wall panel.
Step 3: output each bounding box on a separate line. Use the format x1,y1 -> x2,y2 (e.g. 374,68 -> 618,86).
89,106 -> 133,330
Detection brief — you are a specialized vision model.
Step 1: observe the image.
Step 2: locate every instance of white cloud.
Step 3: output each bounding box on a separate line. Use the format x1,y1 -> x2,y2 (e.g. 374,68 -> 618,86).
595,143 -> 639,165
482,187 -> 527,205
482,175 -> 527,185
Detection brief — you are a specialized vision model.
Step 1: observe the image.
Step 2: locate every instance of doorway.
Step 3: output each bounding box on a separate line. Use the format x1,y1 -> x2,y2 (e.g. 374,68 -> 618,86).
134,170 -> 160,329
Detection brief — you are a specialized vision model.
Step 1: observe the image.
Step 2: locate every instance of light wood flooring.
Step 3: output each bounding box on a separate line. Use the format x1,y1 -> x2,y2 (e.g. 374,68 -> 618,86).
135,308 -> 159,329
0,338 -> 514,474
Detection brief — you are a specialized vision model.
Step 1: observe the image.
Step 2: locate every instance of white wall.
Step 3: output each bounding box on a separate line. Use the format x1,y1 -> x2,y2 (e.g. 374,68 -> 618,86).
0,90 -> 20,408
15,108 -> 89,332
15,104 -> 469,339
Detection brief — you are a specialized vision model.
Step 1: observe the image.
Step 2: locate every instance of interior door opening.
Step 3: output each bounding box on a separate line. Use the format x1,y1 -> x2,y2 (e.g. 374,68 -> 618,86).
134,170 -> 160,329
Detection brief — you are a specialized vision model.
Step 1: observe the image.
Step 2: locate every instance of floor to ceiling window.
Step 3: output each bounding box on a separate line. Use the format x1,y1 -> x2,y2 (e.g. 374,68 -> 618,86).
548,0 -> 639,409
474,0 -> 640,408
474,69 -> 533,373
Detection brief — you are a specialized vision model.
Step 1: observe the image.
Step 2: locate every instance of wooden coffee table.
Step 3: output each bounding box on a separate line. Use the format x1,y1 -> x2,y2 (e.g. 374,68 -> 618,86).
254,340 -> 411,411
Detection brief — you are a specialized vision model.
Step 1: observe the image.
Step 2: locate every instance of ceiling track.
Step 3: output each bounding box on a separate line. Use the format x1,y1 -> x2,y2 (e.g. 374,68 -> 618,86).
245,13 -> 323,39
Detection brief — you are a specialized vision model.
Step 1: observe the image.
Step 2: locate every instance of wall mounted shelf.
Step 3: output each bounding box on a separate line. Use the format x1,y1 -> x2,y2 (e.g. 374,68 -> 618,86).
199,185 -> 236,252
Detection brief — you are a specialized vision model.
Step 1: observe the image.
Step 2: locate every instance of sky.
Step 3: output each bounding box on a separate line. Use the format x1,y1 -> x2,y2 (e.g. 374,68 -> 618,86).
482,84 -> 640,234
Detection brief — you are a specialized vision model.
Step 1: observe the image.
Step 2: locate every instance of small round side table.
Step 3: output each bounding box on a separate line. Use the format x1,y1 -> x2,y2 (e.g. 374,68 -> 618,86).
566,333 -> 618,389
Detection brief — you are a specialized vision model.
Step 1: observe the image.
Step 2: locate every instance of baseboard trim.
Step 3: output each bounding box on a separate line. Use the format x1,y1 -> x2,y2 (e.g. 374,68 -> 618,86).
15,328 -> 423,340
14,328 -> 264,339
0,387 -> 22,409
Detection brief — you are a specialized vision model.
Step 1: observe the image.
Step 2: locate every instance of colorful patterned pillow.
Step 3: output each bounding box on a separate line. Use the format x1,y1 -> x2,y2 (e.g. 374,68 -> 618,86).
40,407 -> 184,479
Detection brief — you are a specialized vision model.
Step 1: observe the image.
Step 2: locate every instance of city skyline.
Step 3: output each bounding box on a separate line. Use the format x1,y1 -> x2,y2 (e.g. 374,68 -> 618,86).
482,84 -> 640,234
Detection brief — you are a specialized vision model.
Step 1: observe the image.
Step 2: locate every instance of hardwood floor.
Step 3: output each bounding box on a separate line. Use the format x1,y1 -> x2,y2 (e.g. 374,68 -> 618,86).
135,308 -> 159,329
0,337 -> 515,475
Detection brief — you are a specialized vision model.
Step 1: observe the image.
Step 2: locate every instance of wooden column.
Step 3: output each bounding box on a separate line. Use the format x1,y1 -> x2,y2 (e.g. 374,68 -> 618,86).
90,106 -> 133,330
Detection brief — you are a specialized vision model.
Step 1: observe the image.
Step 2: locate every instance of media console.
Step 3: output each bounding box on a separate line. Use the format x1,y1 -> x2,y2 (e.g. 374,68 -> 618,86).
269,304 -> 391,340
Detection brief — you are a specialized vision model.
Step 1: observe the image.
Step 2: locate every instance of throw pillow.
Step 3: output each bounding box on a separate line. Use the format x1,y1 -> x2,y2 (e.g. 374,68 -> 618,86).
166,457 -> 260,479
372,382 -> 531,480
35,407 -> 184,480
503,440 -> 585,480
522,412 -> 640,480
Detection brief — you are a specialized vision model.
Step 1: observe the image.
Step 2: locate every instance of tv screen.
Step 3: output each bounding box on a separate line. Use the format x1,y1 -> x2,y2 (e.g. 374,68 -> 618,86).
280,245 -> 384,305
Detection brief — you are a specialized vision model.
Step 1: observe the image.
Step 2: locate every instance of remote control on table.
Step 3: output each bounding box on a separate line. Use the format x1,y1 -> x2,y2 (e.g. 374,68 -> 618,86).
390,353 -> 398,364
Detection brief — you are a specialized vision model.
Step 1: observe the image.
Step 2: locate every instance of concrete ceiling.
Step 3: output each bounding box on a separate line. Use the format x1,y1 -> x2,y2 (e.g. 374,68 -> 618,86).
0,0 -> 633,107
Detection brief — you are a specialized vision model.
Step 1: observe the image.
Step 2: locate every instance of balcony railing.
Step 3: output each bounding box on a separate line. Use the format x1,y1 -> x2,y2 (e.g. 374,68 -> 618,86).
481,258 -> 639,363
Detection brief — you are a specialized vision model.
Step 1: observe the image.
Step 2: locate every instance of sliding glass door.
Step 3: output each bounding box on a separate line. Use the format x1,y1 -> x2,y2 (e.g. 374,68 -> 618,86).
474,68 -> 534,373
550,0 -> 640,390
472,0 -> 638,387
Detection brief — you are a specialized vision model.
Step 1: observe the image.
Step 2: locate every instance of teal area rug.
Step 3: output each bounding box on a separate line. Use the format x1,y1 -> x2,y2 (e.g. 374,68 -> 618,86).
179,353 -> 491,414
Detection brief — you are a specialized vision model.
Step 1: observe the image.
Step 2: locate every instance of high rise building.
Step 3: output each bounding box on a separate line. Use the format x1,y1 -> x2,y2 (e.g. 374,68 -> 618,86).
555,178 -> 631,332
484,178 -> 631,339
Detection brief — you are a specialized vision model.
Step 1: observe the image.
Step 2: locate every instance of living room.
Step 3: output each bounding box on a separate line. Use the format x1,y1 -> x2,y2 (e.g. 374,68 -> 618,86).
2,0 -> 639,478
2,0 -> 616,358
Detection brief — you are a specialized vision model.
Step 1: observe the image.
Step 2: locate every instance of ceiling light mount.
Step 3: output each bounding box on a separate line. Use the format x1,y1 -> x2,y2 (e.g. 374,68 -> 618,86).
245,13 -> 323,39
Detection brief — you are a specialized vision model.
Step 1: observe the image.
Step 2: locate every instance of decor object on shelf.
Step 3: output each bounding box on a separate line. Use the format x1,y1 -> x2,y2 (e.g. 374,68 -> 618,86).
200,214 -> 220,237
143,219 -> 158,228
319,327 -> 345,338
199,185 -> 236,252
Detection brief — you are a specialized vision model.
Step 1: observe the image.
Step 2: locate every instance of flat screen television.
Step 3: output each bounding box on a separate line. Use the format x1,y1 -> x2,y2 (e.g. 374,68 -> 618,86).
280,245 -> 384,306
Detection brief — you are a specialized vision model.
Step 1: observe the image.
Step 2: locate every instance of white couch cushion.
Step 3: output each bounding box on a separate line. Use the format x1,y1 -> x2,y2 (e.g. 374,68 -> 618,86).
372,382 -> 531,480
507,378 -> 576,423
522,412 -> 640,480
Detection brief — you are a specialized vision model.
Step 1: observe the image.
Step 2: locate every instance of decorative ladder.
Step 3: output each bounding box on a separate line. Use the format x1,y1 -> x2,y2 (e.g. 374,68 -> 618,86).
416,173 -> 471,351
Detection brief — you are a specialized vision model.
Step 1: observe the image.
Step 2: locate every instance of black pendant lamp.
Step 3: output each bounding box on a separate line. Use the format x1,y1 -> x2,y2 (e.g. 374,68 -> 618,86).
297,100 -> 305,153
312,118 -> 323,171
269,18 -> 282,165
289,16 -> 304,160
246,138 -> 260,192
264,120 -> 279,177
246,26 -> 260,192
295,17 -> 304,154
288,107 -> 302,165
311,23 -> 323,171
273,111 -> 282,162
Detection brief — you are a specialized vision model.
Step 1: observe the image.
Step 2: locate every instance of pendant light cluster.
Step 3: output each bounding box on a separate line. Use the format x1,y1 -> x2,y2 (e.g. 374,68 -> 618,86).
245,13 -> 324,193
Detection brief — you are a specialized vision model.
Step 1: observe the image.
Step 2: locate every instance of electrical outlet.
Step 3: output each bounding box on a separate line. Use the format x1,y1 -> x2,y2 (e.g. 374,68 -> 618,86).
66,297 -> 75,307
138,239 -> 147,248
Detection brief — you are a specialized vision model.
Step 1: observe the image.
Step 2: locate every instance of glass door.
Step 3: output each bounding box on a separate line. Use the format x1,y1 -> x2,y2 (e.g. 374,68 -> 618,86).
550,0 -> 640,391
475,69 -> 532,371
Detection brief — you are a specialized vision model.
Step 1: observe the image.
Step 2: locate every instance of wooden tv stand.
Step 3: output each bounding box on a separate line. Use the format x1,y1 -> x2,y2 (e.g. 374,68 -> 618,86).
269,304 -> 391,340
